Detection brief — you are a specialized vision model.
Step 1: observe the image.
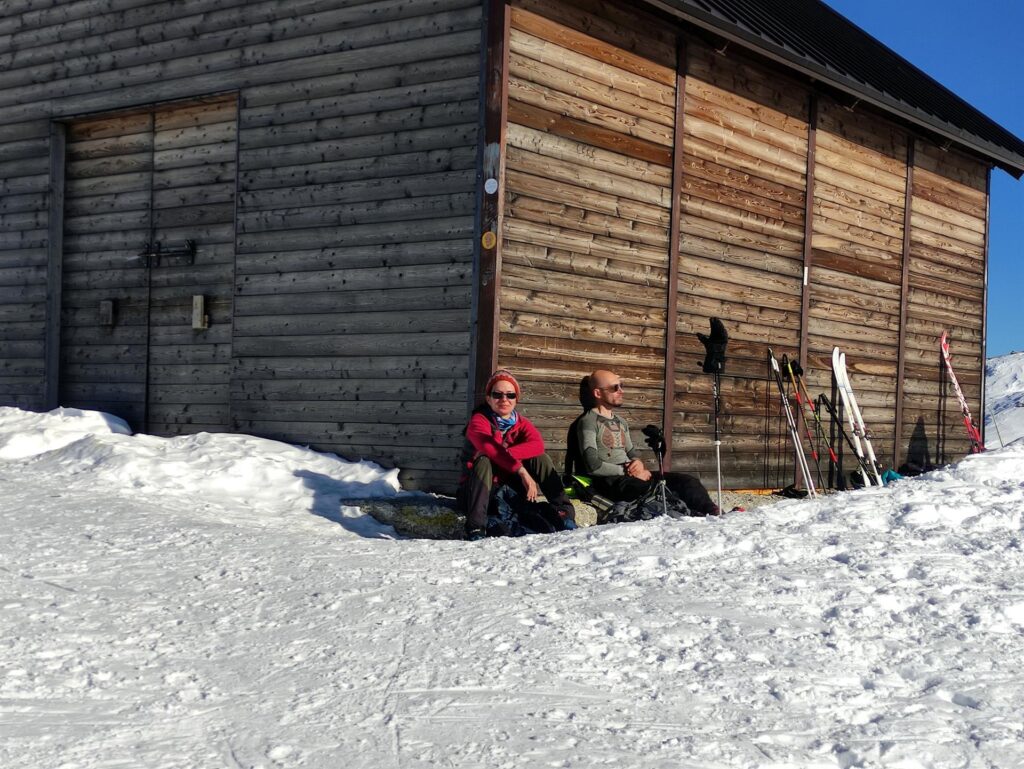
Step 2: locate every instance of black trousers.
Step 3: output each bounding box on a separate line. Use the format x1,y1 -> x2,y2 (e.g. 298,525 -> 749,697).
589,472 -> 719,516
458,454 -> 575,530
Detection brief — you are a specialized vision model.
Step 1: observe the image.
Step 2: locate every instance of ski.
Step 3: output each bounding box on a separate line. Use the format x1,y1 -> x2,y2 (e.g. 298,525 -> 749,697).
817,393 -> 881,488
831,347 -> 884,487
939,330 -> 985,454
768,349 -> 817,498
782,355 -> 825,489
785,358 -> 840,480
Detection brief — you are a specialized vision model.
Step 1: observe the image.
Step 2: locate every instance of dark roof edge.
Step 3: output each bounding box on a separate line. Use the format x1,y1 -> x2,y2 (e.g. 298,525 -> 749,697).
643,0 -> 1024,179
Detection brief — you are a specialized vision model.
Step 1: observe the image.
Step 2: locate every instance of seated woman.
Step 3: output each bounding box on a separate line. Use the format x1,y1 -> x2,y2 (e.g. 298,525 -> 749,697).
457,370 -> 576,540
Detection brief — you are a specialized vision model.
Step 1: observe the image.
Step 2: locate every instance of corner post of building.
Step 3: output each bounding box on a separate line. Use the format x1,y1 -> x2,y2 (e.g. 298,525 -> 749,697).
44,121 -> 67,410
662,34 -> 687,468
471,0 -> 511,405
795,92 -> 818,488
980,166 -> 992,441
894,137 -> 916,469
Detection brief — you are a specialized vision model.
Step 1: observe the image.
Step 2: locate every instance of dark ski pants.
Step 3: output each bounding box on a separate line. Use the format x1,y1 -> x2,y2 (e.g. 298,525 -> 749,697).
589,472 -> 719,516
458,454 -> 575,530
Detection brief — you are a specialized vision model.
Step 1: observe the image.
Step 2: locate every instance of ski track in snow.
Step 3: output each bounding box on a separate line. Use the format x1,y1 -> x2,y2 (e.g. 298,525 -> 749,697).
2,404 -> 1024,767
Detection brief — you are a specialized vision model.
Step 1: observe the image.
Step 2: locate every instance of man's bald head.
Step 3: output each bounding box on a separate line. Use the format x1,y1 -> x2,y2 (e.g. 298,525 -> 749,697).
588,369 -> 624,411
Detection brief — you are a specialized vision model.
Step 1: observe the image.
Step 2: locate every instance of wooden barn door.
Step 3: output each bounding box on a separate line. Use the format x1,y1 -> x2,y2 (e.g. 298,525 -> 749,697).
60,96 -> 238,435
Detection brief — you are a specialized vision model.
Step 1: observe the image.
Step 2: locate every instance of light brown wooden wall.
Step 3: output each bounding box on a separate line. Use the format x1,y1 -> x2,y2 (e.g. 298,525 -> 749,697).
497,0 -> 677,458
674,37 -> 809,487
494,0 -> 992,489
0,0 -> 482,491
902,142 -> 987,465
805,98 -> 909,474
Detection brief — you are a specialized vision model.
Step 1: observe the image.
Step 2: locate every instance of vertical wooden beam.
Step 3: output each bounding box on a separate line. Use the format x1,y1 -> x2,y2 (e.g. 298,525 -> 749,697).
44,121 -> 67,410
894,137 -> 916,469
662,35 -> 686,468
143,111 -> 156,433
228,93 -> 243,433
980,166 -> 992,442
797,93 -> 817,370
470,0 -> 511,405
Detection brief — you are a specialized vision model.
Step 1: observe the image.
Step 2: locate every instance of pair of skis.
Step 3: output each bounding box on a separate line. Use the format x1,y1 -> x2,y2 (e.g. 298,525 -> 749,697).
768,347 -> 883,492
831,348 -> 884,487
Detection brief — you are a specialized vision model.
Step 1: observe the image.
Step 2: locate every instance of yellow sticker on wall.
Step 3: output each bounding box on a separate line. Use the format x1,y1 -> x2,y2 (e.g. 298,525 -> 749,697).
481,231 -> 497,250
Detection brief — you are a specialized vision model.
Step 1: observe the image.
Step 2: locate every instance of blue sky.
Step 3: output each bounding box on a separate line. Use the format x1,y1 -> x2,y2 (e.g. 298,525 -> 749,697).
825,0 -> 1024,356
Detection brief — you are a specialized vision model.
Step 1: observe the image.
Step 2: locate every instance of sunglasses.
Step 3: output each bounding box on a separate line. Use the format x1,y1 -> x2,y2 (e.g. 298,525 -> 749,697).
489,391 -> 517,400
600,383 -> 624,392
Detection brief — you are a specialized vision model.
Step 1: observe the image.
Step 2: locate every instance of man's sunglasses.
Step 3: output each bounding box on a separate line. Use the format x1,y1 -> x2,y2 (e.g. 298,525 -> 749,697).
600,383 -> 624,392
490,391 -> 517,400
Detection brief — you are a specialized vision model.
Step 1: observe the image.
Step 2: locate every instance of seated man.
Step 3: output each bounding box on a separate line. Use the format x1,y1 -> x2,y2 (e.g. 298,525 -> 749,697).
574,369 -> 720,516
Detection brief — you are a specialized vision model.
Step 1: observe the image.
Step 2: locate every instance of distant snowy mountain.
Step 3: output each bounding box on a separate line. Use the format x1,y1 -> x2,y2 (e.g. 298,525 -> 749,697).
985,351 -> 1024,447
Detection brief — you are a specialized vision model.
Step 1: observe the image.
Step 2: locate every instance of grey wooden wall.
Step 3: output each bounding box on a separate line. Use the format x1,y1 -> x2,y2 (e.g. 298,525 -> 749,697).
0,0 -> 484,490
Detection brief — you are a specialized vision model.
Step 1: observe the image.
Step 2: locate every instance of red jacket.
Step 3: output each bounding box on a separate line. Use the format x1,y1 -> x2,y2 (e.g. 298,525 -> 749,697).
460,410 -> 546,478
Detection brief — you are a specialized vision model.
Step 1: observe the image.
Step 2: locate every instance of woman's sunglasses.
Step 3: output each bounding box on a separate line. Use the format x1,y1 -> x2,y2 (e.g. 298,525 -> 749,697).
489,391 -> 517,400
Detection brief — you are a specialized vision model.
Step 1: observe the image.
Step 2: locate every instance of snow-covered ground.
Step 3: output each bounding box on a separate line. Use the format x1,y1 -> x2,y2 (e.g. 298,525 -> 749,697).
3,366 -> 1024,768
986,351 -> 1024,448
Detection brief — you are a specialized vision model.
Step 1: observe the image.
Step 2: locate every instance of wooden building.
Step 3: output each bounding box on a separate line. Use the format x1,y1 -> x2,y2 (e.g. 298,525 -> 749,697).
1,0 -> 1022,492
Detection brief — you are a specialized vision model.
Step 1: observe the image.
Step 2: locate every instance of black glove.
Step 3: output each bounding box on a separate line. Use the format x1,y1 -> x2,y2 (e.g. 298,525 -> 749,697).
697,317 -> 728,374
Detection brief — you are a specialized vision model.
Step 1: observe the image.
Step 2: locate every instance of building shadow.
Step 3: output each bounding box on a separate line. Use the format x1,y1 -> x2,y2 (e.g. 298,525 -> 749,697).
293,469 -> 399,539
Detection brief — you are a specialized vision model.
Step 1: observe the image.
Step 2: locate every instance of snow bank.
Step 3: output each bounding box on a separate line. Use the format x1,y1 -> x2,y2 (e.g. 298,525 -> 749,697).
0,406 -> 131,459
0,406 -> 403,535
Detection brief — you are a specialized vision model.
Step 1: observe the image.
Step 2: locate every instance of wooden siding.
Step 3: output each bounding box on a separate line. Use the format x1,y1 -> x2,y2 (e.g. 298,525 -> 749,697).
494,0 -> 992,489
674,37 -> 809,488
0,0 -> 482,491
0,0 -> 997,494
498,0 -> 677,461
804,98 -> 908,474
902,141 -> 987,466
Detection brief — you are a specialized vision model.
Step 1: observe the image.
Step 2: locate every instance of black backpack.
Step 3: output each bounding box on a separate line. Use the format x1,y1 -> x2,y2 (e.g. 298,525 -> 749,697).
488,484 -> 567,537
599,483 -> 690,524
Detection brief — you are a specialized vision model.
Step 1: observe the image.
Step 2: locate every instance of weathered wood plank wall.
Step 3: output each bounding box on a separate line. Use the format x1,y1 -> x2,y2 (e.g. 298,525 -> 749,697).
0,0 -> 994,492
675,36 -> 809,487
0,0 -> 483,491
497,0 -> 677,457
803,98 -> 909,474
495,0 -> 991,488
902,142 -> 987,465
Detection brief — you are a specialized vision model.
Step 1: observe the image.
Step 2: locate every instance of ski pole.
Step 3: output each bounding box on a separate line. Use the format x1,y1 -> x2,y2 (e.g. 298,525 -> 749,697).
769,349 -> 816,498
782,355 -> 825,489
792,363 -> 840,470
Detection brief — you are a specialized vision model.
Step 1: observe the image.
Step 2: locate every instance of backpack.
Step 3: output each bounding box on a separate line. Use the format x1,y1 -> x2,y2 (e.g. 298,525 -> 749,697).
488,484 -> 566,537
599,483 -> 690,524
